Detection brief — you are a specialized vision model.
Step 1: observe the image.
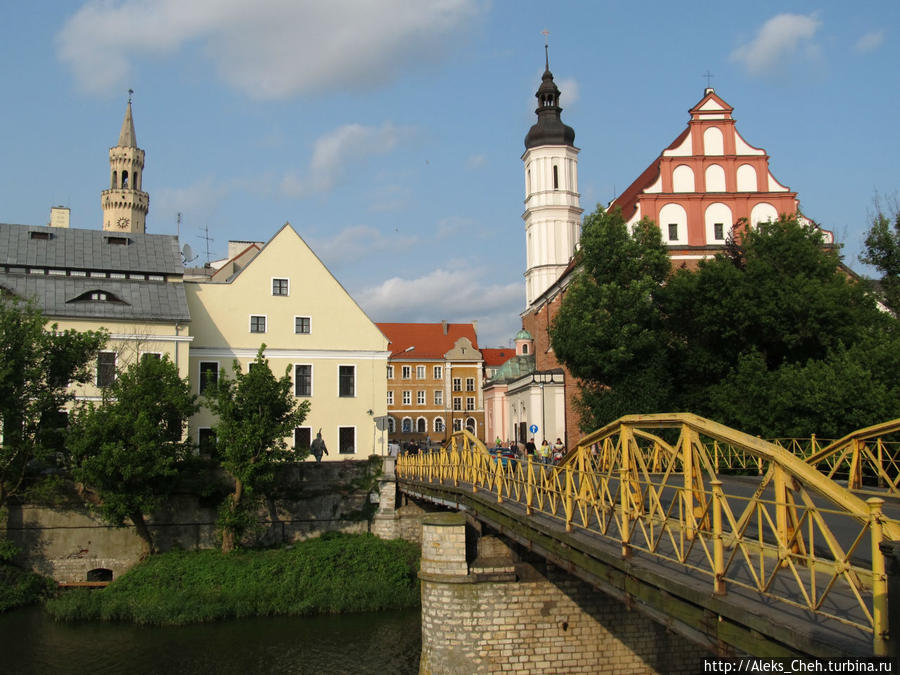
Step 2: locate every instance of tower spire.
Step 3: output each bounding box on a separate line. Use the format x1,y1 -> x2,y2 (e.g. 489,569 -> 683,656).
102,92 -> 149,233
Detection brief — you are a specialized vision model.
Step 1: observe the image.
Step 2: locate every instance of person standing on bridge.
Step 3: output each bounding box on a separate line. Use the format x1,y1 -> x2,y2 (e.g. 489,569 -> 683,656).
525,438 -> 536,459
540,439 -> 551,465
311,431 -> 328,462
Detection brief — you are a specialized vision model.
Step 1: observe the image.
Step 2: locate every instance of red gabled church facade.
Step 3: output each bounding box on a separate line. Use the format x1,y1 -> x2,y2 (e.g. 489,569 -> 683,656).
609,88 -> 833,266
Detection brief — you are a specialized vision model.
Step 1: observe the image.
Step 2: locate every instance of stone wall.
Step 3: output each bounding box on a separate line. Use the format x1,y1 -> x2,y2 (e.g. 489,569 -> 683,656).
5,459 -> 386,583
418,514 -> 708,674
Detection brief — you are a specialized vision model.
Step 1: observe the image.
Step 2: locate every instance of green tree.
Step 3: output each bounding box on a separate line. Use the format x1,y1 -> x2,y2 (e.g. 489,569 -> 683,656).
204,346 -> 310,553
0,296 -> 106,510
860,203 -> 900,313
67,355 -> 197,556
550,206 -> 671,426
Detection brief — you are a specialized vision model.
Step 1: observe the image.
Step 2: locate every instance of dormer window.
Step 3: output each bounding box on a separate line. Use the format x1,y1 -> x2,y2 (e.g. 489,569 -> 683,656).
68,289 -> 126,304
30,231 -> 52,241
105,236 -> 130,246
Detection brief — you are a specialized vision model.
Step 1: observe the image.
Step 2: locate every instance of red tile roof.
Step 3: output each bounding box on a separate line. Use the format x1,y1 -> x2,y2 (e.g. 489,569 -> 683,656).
481,348 -> 515,368
376,322 -> 479,359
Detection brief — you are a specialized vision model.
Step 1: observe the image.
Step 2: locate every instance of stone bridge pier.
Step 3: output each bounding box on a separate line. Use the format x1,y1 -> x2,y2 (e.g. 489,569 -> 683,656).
416,511 -> 707,675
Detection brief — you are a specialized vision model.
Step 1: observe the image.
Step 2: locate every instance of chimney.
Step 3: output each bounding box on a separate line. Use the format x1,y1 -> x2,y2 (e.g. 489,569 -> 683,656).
49,206 -> 70,228
442,320 -> 448,335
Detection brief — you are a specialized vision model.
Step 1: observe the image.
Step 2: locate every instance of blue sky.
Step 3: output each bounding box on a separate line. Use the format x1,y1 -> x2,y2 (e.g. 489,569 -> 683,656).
1,1 -> 898,347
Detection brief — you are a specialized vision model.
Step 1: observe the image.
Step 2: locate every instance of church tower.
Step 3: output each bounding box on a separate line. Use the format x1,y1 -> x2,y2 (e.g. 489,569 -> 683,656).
522,47 -> 582,309
102,92 -> 149,233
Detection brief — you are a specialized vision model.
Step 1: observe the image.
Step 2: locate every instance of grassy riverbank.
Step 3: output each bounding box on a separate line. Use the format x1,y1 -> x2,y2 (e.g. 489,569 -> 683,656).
0,563 -> 56,612
45,533 -> 420,625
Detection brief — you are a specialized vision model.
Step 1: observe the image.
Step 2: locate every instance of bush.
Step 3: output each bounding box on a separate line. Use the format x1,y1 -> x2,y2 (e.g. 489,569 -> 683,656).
45,533 -> 420,625
0,562 -> 57,612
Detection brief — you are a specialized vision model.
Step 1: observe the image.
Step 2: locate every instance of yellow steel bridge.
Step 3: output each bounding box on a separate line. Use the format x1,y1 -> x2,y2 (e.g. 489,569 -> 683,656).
396,414 -> 900,657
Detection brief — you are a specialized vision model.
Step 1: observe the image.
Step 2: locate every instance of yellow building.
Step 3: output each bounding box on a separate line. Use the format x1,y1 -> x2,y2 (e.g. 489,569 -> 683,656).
186,224 -> 390,459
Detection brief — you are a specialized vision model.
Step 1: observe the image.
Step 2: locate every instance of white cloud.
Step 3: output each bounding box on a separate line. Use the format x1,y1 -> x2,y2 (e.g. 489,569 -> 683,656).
280,122 -> 409,197
57,0 -> 483,98
466,154 -> 487,169
730,13 -> 823,77
855,30 -> 885,53
356,266 -> 524,346
557,78 -> 579,107
154,177 -> 231,221
307,224 -> 416,265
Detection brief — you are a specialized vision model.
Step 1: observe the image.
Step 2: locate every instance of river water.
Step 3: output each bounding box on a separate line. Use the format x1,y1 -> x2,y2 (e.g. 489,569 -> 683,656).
0,606 -> 421,674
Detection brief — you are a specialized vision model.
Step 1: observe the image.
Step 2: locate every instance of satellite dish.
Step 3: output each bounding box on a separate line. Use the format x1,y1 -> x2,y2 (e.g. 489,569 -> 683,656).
182,243 -> 197,264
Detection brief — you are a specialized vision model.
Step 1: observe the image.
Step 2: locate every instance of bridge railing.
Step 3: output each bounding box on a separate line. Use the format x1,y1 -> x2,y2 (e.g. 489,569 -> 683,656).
397,414 -> 897,655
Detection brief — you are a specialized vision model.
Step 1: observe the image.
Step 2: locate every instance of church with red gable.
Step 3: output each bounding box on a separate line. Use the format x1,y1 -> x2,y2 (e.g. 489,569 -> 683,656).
486,52 -> 836,451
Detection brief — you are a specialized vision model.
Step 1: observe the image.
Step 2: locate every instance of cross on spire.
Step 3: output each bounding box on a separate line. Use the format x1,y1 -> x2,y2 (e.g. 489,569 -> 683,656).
542,29 -> 550,69
128,88 -> 134,104
702,70 -> 715,89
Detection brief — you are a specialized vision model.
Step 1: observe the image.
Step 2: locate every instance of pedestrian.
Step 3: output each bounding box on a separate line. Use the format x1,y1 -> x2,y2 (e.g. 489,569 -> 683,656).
310,431 -> 328,462
525,437 -> 536,457
540,439 -> 551,465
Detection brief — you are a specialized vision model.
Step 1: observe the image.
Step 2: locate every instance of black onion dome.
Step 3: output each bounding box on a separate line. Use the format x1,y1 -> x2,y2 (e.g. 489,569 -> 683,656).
524,64 -> 575,149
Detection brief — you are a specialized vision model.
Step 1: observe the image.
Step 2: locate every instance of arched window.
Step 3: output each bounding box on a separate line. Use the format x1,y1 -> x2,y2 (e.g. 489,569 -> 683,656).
658,203 -> 688,245
704,203 -> 733,243
134,171 -> 140,190
434,417 -> 445,433
453,419 -> 463,432
401,417 -> 412,433
736,164 -> 758,192
387,416 -> 396,433
416,418 -> 427,433
703,127 -> 724,155
705,164 -> 726,192
111,171 -> 117,189
522,344 -> 529,355
672,165 -> 695,192
465,417 -> 476,435
122,170 -> 129,189
750,202 -> 778,228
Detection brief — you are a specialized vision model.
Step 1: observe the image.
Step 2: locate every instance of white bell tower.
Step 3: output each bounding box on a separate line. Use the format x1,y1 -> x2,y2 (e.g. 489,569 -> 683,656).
522,47 -> 582,309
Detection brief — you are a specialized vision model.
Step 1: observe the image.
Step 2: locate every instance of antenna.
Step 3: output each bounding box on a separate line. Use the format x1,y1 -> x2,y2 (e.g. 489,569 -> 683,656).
177,212 -> 182,239
199,224 -> 214,264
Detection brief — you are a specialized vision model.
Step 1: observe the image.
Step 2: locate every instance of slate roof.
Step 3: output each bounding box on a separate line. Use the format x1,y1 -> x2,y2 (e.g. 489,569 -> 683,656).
0,274 -> 191,322
377,322 -> 479,359
0,223 -> 184,276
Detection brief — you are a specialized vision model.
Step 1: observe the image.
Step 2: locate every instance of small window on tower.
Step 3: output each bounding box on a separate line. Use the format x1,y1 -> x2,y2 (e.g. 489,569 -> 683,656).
553,165 -> 559,190
668,223 -> 678,242
122,170 -> 129,189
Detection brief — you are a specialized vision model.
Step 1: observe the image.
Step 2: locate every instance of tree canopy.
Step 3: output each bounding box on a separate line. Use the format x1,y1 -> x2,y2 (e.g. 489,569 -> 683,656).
0,296 -> 106,510
204,346 -> 310,552
860,202 -> 900,313
67,354 -> 197,556
551,207 -> 900,438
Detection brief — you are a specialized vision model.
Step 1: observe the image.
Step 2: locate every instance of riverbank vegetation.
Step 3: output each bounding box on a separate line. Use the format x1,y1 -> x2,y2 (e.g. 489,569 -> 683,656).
44,533 -> 419,625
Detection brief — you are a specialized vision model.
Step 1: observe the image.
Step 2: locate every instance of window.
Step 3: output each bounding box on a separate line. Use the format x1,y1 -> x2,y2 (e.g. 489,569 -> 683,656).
402,390 -> 411,405
97,352 -> 116,387
417,391 -> 425,405
402,418 -> 412,433
401,366 -> 411,379
466,377 -> 475,392
338,365 -> 355,397
433,365 -> 442,379
387,365 -> 394,379
272,278 -> 289,296
294,427 -> 311,452
387,417 -> 396,433
294,316 -> 311,334
434,390 -> 443,406
294,364 -> 312,397
453,397 -> 462,411
140,352 -> 161,362
434,417 -> 445,433
522,344 -> 529,355
453,419 -> 463,432
198,429 -> 217,456
416,365 -> 425,379
387,391 -> 394,405
416,418 -> 427,433
338,427 -> 355,454
452,378 -> 461,392
250,315 -> 266,333
714,222 -> 724,240
553,164 -> 559,189
668,223 -> 678,242
466,397 -> 475,411
466,417 -> 476,434
199,361 -> 219,394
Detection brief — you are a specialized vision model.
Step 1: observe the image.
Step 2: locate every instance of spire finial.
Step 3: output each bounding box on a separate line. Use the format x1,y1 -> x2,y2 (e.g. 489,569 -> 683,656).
128,88 -> 133,104
702,70 -> 715,93
542,29 -> 550,70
